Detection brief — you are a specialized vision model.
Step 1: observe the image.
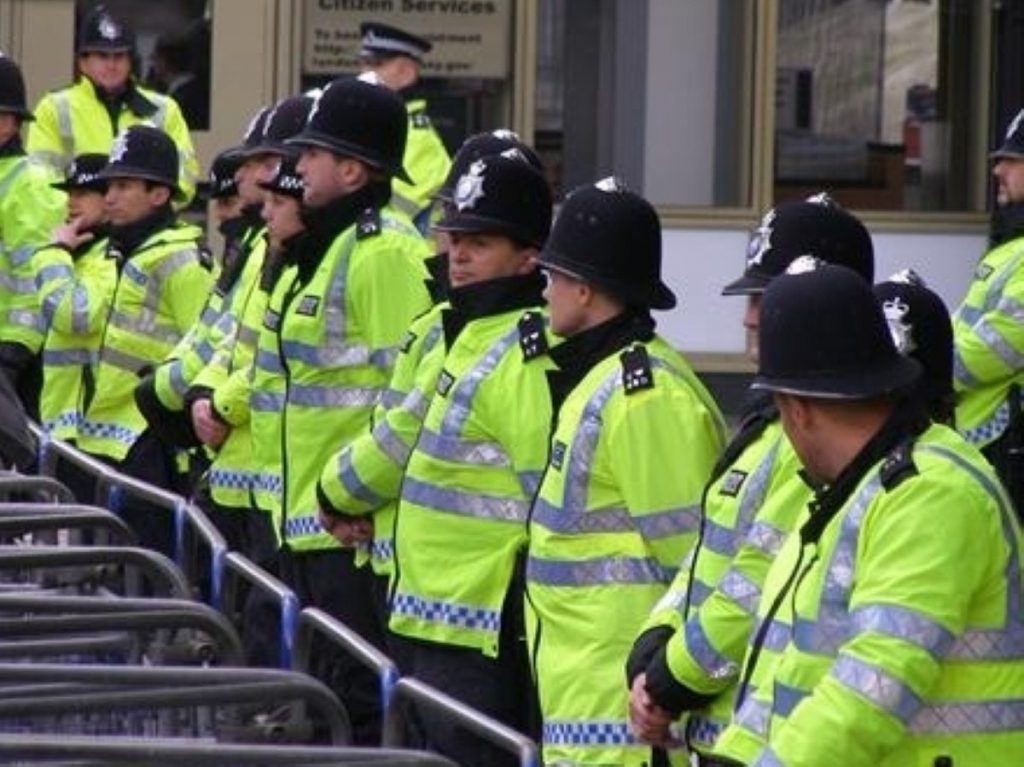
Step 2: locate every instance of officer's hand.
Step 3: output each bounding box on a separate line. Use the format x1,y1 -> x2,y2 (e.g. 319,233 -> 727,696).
191,398 -> 229,448
318,508 -> 373,547
53,218 -> 94,251
628,673 -> 674,746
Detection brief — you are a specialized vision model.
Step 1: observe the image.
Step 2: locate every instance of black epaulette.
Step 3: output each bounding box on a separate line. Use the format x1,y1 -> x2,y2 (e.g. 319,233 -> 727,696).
356,208 -> 382,240
411,111 -> 431,129
879,438 -> 918,491
621,344 -> 654,395
518,311 -> 548,361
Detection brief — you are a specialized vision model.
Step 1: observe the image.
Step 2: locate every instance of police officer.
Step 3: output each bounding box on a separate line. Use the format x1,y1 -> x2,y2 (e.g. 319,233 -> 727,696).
317,148 -> 550,672
0,54 -> 68,419
626,196 -> 875,763
359,21 -> 452,231
27,4 -> 199,203
386,153 -> 553,766
713,261 -> 1024,766
246,76 -> 430,743
524,178 -> 725,766
76,125 -> 211,556
953,108 -> 1024,511
35,154 -> 114,442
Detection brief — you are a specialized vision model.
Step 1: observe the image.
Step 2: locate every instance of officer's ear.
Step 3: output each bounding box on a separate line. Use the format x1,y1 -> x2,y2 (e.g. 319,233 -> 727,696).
145,182 -> 173,208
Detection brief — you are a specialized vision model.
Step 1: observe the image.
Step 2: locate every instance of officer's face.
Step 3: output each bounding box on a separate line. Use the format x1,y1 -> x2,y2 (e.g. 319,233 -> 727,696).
104,178 -> 169,226
743,294 -> 763,363
543,268 -> 588,338
212,195 -> 244,226
68,188 -> 106,228
993,157 -> 1024,207
0,113 -> 18,145
447,232 -> 535,289
261,192 -> 304,247
296,148 -> 361,208
77,51 -> 131,93
235,154 -> 278,207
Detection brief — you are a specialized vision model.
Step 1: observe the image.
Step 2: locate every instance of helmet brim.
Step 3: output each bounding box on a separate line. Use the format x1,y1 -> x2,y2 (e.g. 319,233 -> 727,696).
752,355 -> 921,400
537,250 -> 677,311
286,130 -> 413,184
97,166 -> 185,202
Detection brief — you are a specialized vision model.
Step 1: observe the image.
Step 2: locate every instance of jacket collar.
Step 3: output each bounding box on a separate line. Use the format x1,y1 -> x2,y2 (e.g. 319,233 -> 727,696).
442,271 -> 546,349
0,136 -> 24,159
108,204 -> 176,260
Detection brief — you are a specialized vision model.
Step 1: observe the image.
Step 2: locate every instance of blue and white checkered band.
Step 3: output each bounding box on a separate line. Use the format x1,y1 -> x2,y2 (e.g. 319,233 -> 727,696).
276,172 -> 303,192
109,132 -> 129,163
883,296 -> 915,354
785,254 -> 823,275
747,208 -> 776,266
1006,109 -> 1024,141
454,160 -> 487,211
98,16 -> 121,41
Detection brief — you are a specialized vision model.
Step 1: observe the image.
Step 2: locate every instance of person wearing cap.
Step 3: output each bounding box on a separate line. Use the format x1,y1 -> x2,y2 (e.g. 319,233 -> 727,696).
33,153 -> 114,444
520,178 -> 724,767
75,125 -> 211,556
0,54 -> 68,418
709,260 -> 1024,767
359,21 -> 451,232
26,4 -> 199,204
316,149 -> 548,688
245,76 -> 429,743
382,152 -> 552,765
953,107 -> 1024,512
626,195 -> 876,763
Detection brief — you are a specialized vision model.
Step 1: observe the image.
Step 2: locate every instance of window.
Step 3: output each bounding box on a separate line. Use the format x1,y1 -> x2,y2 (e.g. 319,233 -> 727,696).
299,0 -> 518,156
772,0 -> 983,212
534,0 -> 755,207
76,0 -> 212,131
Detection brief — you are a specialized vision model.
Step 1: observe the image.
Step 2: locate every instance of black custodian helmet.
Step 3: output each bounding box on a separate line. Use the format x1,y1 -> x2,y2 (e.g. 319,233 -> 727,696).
434,152 -> 552,248
98,125 -> 182,201
0,55 -> 33,120
753,259 -> 920,400
287,77 -> 410,183
538,177 -> 676,310
77,5 -> 134,54
436,130 -> 544,203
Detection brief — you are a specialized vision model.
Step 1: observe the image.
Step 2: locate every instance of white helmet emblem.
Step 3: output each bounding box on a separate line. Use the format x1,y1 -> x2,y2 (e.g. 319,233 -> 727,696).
746,208 -> 776,267
454,160 -> 487,211
109,132 -> 129,163
883,297 -> 915,354
98,16 -> 121,41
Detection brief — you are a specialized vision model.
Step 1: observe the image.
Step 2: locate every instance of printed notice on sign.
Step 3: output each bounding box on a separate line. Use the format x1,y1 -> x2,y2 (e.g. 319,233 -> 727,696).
304,0 -> 511,78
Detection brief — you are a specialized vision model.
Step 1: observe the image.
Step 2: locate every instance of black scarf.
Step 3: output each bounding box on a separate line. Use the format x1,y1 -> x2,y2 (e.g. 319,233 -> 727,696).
441,271 -> 546,349
107,204 -> 176,264
294,182 -> 388,283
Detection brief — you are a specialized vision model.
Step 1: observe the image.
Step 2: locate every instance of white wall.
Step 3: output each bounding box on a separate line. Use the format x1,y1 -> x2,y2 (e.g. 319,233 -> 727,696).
657,226 -> 985,354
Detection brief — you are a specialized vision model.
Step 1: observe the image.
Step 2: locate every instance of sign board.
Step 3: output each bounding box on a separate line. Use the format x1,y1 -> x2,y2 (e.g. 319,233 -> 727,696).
303,0 -> 512,78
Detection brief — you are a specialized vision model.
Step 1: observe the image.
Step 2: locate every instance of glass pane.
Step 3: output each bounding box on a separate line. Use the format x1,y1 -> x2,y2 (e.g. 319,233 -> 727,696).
535,0 -> 753,207
773,0 -> 978,212
299,0 -> 517,155
76,0 -> 211,131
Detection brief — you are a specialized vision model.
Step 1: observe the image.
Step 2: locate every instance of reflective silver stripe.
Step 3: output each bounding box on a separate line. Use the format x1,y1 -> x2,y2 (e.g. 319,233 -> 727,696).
108,310 -> 180,345
773,681 -> 807,717
910,699 -> 1024,734
335,450 -> 386,507
531,496 -> 698,539
70,283 -> 90,334
38,264 -> 72,287
831,653 -> 922,723
151,94 -> 169,129
527,554 -> 672,586
251,391 -> 285,412
403,387 -> 430,419
820,475 -> 884,605
439,324 -> 523,434
760,617 -> 791,652
380,387 -> 405,409
717,567 -> 762,615
997,294 -> 1024,321
679,612 -> 739,680
750,748 -> 784,767
745,520 -> 788,557
851,604 -> 957,657
287,383 -> 380,408
701,517 -> 739,556
42,348 -> 92,366
255,348 -> 283,375
53,91 -> 74,164
8,309 -> 41,331
732,436 -> 782,536
688,577 -> 712,610
280,338 -> 373,368
371,419 -> 411,466
401,476 -> 529,522
975,319 -> 1024,371
198,303 -> 219,328
390,192 -> 421,220
956,304 -> 981,326
8,244 -> 36,268
4,271 -> 43,297
416,428 -> 511,468
167,360 -> 189,398
100,346 -> 151,374
194,339 -> 216,364
542,720 -> 637,747
734,695 -> 770,738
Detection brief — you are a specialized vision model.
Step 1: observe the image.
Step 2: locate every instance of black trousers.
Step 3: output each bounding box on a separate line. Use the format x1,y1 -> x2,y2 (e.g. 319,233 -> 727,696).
278,546 -> 387,746
0,341 -> 40,422
407,579 -> 540,767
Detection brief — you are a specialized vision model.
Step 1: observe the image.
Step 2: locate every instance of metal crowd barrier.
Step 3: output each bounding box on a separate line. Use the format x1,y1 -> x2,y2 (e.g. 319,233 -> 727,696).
383,677 -> 541,767
221,550 -> 299,668
0,732 -> 456,765
0,473 -> 75,504
0,503 -> 136,546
